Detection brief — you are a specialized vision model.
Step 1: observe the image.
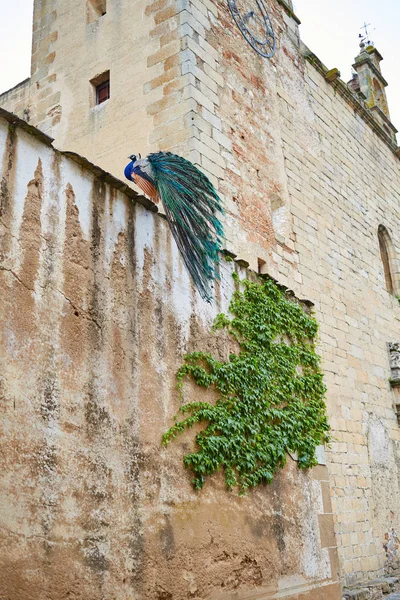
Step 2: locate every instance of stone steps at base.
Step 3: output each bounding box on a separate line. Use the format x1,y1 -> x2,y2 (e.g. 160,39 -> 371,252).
343,575 -> 400,600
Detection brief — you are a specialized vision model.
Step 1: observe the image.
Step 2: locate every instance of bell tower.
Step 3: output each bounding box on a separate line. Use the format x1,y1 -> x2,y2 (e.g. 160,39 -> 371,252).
348,32 -> 397,144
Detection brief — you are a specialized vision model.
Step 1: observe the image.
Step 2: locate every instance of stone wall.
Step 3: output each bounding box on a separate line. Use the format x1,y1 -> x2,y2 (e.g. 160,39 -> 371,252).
296,60 -> 400,587
0,79 -> 31,122
175,0 -> 400,588
2,0 -> 400,591
0,0 -> 159,178
172,16 -> 400,581
0,110 -> 341,599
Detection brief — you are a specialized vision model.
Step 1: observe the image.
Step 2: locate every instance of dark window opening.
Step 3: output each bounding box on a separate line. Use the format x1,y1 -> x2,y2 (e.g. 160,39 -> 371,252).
378,225 -> 395,295
96,80 -> 110,104
90,71 -> 110,107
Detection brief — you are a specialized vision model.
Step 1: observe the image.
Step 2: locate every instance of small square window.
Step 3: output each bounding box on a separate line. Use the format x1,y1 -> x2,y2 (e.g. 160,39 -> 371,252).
90,71 -> 110,107
96,80 -> 110,105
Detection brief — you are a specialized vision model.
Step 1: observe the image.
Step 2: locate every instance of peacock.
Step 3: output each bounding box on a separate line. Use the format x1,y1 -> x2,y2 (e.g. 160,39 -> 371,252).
124,152 -> 224,302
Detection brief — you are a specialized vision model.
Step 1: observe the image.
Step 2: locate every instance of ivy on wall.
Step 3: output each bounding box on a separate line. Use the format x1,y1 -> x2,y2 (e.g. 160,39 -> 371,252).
162,274 -> 330,494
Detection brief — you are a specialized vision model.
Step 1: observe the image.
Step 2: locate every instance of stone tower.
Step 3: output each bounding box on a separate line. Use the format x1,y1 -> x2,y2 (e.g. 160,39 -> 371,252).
1,0 -> 180,177
348,41 -> 397,144
1,0 -> 300,270
0,0 -> 243,197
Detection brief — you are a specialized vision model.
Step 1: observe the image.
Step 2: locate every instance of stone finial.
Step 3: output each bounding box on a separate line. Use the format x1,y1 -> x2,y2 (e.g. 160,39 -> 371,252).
350,43 -> 397,144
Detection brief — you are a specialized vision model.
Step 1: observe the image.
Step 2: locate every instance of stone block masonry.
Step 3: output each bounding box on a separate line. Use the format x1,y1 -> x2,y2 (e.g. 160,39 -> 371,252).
0,0 -> 60,133
144,0 -> 234,193
282,56 -> 400,587
179,0 -> 400,589
143,0 -> 400,591
1,0 -> 163,181
144,0 -> 298,273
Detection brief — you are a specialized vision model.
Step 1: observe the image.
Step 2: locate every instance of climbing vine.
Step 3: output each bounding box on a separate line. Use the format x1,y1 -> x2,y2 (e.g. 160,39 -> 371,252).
162,274 -> 330,494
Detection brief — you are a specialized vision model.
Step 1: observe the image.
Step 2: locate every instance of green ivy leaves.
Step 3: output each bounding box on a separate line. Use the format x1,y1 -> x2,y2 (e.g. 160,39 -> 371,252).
162,276 -> 330,494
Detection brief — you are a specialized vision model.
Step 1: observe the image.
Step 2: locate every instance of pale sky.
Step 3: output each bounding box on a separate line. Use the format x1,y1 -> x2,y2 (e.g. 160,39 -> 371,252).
0,0 -> 399,132
294,0 -> 400,131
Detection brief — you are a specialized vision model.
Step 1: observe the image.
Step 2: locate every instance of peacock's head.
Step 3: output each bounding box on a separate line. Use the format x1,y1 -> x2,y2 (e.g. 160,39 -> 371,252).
124,154 -> 141,181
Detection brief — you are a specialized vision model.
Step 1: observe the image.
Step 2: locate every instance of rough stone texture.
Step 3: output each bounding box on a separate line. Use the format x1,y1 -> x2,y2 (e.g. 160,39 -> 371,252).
343,574 -> 400,599
2,0 -> 400,594
388,343 -> 400,383
196,1 -> 400,589
0,114 -> 340,599
0,0 -> 159,179
343,590 -> 371,600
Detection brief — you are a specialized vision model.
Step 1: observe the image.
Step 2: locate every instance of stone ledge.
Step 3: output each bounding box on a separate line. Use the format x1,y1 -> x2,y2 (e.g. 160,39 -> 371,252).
343,574 -> 400,600
276,0 -> 301,25
0,107 -> 157,214
370,105 -> 398,134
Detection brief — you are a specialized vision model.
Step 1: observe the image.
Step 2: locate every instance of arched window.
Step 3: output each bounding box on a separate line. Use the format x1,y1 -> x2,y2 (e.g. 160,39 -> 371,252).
373,79 -> 388,115
378,225 -> 397,294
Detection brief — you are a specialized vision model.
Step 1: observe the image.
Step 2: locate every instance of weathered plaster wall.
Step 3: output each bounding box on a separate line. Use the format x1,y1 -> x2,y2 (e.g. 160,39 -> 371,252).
0,113 -> 340,599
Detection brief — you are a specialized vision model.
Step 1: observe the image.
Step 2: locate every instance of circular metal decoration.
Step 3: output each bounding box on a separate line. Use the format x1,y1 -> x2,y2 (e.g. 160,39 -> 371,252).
227,0 -> 276,58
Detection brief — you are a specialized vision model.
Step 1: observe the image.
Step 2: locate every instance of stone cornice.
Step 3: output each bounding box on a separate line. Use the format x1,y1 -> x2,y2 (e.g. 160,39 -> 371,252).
0,107 -> 158,213
352,57 -> 388,88
370,106 -> 398,134
276,0 -> 301,25
366,45 -> 383,62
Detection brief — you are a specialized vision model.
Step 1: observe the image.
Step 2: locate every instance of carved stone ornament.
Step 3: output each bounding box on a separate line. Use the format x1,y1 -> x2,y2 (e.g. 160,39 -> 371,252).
227,0 -> 276,58
388,342 -> 400,387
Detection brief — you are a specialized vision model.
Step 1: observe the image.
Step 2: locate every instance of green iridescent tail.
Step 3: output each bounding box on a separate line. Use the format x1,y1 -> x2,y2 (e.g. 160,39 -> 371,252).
148,152 -> 224,303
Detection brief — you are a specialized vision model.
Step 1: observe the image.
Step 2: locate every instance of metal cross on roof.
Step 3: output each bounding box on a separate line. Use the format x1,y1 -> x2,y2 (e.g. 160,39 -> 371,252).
359,22 -> 375,47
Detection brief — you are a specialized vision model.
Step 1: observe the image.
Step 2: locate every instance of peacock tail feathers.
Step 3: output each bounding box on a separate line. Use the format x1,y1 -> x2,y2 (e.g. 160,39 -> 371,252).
146,152 -> 224,303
